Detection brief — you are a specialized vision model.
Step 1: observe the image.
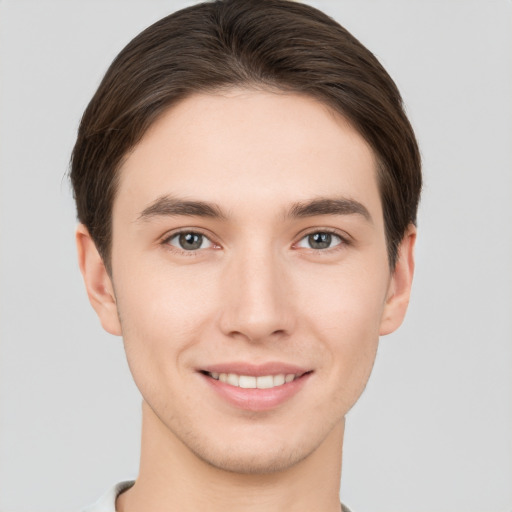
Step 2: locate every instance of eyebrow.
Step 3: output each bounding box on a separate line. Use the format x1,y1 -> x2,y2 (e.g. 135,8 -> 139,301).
288,197 -> 372,222
137,195 -> 227,221
137,195 -> 371,223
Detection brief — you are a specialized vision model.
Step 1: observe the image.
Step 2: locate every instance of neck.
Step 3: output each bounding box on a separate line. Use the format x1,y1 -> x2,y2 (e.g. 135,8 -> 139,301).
117,401 -> 344,512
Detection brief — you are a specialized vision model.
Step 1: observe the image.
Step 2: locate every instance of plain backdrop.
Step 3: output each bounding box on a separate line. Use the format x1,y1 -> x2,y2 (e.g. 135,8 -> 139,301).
1,1 -> 511,511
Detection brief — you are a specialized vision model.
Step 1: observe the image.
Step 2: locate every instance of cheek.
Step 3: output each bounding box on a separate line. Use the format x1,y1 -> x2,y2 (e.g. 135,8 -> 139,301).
299,259 -> 389,337
296,261 -> 388,394
113,261 -> 219,375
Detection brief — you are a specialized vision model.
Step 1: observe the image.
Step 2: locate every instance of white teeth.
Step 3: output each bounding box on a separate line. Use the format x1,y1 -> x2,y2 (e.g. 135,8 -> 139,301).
210,372 -> 299,389
273,374 -> 285,386
227,373 -> 239,386
239,375 -> 256,388
256,375 -> 274,389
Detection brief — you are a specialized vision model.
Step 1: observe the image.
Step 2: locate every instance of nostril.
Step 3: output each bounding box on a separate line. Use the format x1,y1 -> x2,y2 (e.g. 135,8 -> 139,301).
228,328 -> 289,343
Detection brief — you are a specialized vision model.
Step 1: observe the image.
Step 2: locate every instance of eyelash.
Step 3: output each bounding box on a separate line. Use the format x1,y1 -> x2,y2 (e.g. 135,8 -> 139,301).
161,229 -> 218,256
161,228 -> 350,255
293,228 -> 350,252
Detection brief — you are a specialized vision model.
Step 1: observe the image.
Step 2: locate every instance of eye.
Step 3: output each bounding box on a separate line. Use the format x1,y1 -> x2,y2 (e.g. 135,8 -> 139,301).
296,231 -> 343,250
166,231 -> 213,251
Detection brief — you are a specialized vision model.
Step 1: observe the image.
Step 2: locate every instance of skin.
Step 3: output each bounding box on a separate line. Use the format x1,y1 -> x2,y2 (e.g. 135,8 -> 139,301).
77,89 -> 416,512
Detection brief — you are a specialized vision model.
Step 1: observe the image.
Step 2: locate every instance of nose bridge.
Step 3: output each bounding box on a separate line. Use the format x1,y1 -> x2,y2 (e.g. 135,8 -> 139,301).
220,242 -> 293,342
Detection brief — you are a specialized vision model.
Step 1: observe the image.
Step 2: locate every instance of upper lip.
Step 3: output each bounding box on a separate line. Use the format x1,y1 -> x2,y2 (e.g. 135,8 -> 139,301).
199,362 -> 311,377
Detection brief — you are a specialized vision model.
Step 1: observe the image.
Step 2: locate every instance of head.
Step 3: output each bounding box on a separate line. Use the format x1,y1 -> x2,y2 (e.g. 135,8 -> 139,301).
71,0 -> 421,475
71,0 -> 421,273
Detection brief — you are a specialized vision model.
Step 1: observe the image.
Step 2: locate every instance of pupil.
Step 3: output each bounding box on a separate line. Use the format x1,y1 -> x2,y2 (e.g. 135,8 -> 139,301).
179,232 -> 202,250
309,232 -> 331,249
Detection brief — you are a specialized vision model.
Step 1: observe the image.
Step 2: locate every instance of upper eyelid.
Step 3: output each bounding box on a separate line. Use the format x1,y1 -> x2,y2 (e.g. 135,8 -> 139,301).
294,227 -> 351,244
161,228 -> 216,244
294,231 -> 344,250
161,230 -> 218,255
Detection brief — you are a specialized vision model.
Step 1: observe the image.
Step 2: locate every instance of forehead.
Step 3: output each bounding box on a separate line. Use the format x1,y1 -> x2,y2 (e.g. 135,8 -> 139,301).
115,89 -> 382,224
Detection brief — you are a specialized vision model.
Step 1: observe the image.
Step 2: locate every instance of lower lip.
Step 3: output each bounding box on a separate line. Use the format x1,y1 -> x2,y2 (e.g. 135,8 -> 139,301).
201,373 -> 311,412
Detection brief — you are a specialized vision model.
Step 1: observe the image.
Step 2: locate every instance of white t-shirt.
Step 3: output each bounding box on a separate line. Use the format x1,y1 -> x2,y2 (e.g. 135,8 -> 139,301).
82,481 -> 134,512
82,481 -> 354,512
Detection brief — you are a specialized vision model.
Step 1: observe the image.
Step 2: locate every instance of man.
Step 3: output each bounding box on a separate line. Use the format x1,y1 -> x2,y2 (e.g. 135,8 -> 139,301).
71,0 -> 421,510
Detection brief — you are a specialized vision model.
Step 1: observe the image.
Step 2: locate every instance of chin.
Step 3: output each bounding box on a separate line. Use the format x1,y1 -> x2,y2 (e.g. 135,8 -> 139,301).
190,440 -> 311,475
175,414 -> 342,476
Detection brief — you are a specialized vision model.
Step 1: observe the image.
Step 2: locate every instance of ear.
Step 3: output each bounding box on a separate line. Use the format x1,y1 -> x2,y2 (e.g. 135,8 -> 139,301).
379,224 -> 417,336
76,224 -> 122,336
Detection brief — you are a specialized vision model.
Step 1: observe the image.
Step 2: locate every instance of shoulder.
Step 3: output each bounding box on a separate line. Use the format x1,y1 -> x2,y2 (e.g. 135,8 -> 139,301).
81,481 -> 135,512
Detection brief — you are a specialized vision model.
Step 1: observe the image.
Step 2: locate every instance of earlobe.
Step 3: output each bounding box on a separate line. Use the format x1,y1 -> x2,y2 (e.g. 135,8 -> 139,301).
379,224 -> 416,336
76,224 -> 122,336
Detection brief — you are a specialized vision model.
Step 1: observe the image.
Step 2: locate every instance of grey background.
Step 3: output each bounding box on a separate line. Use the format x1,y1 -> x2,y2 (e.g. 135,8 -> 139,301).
1,1 -> 511,511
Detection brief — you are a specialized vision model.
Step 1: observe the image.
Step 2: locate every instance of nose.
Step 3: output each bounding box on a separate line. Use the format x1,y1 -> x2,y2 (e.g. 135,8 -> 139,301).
218,247 -> 295,343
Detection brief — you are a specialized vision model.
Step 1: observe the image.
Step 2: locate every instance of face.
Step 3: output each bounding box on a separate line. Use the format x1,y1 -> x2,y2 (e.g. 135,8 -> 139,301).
78,89 -> 415,474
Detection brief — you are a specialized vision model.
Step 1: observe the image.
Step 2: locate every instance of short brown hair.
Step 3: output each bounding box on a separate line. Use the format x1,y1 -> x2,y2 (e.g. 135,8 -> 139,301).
70,0 -> 421,271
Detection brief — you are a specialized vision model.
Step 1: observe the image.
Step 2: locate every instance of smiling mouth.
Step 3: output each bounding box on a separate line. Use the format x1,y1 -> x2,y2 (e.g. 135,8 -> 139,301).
199,367 -> 313,410
201,371 -> 309,389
